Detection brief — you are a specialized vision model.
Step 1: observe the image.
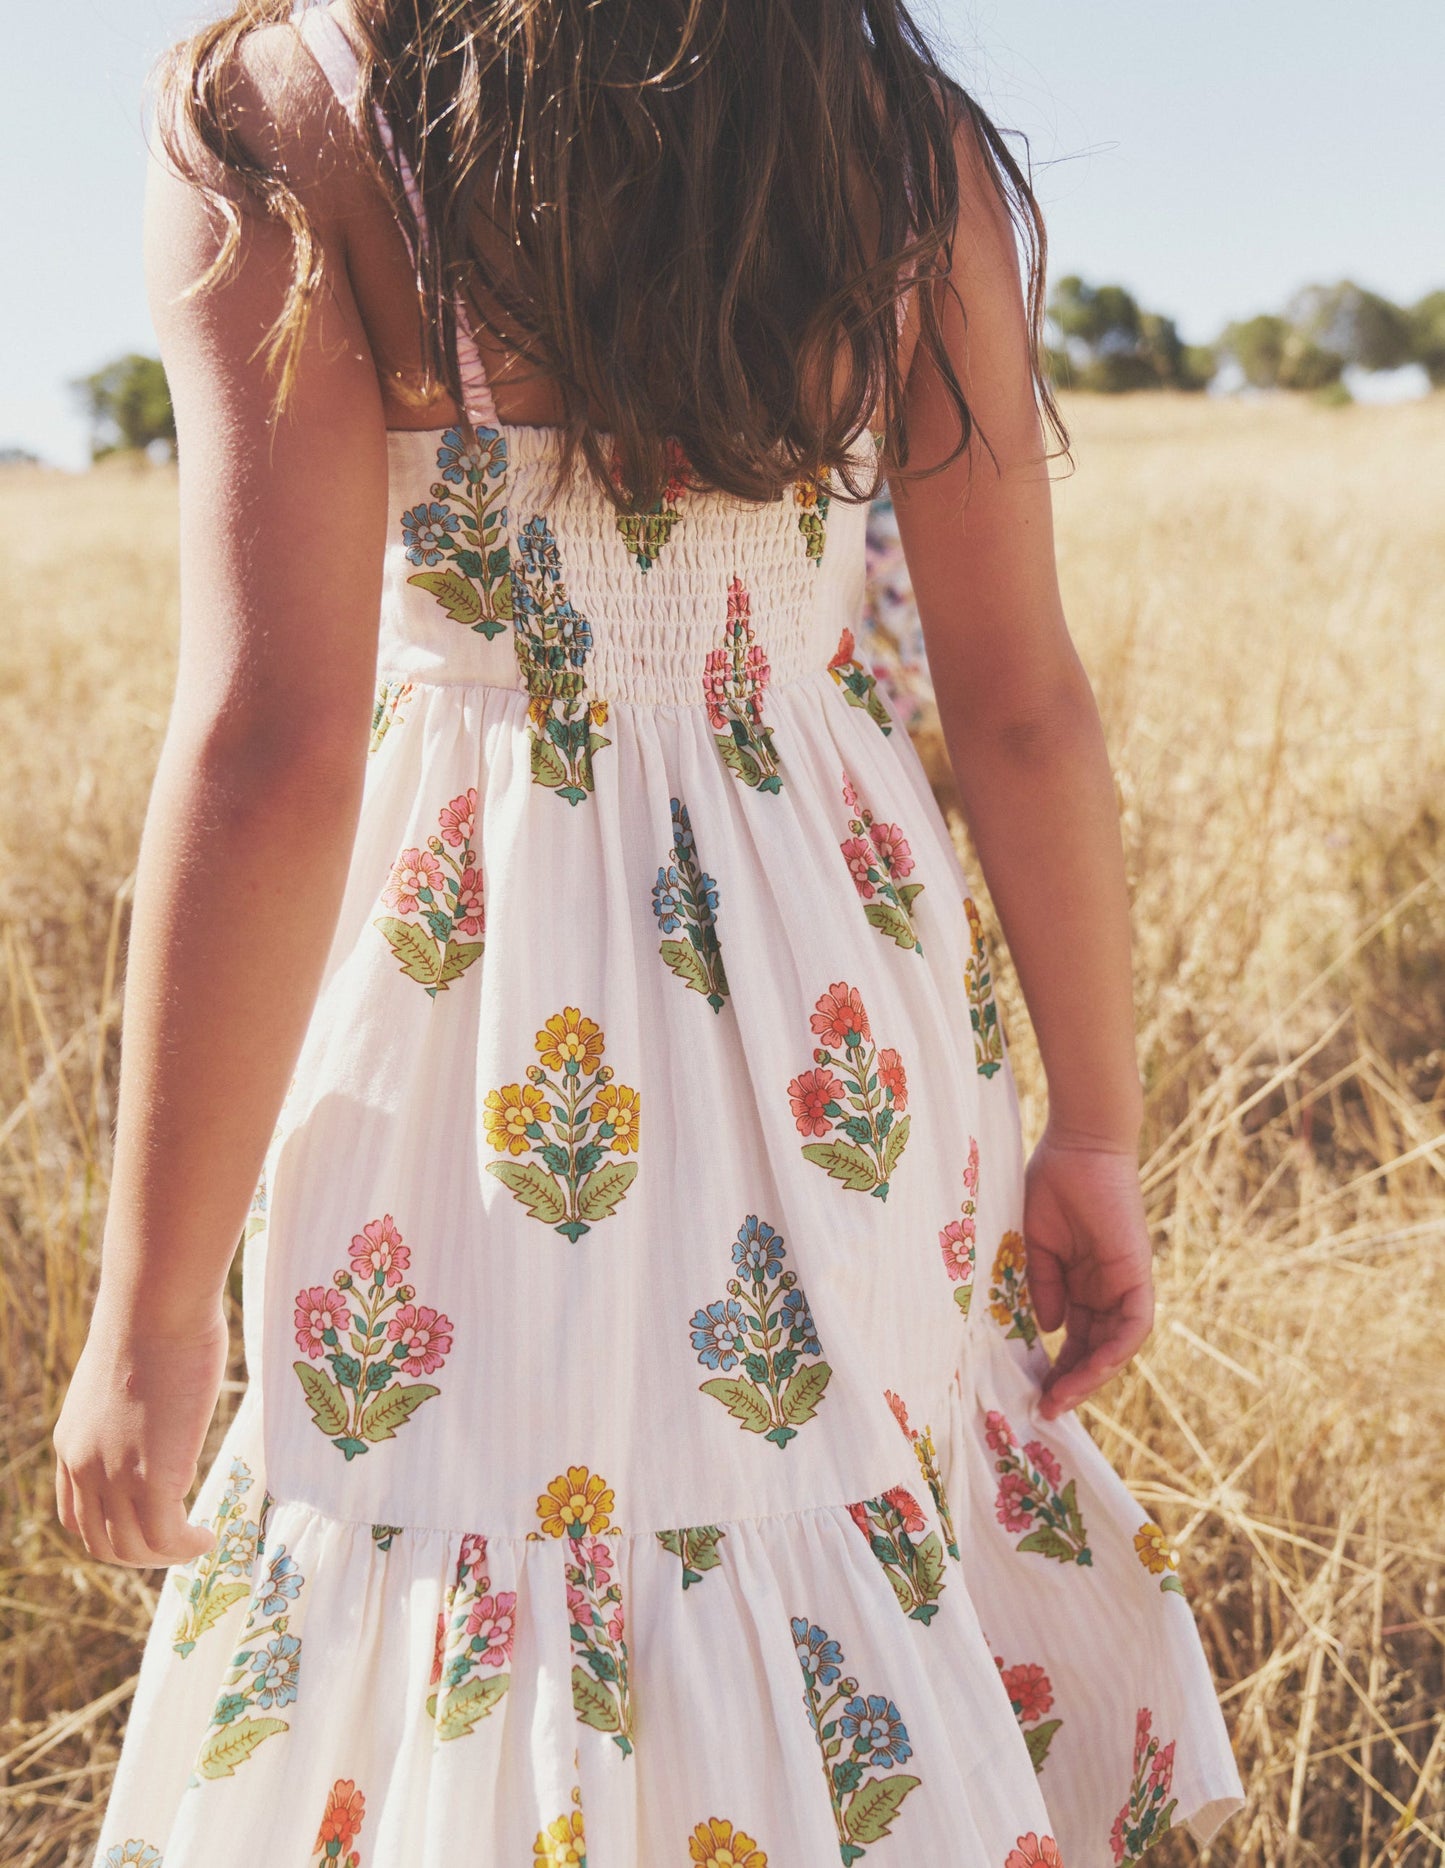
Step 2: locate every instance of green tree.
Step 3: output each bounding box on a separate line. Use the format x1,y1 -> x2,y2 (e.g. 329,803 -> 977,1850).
71,354 -> 175,461
1287,280 -> 1414,372
1408,290 -> 1445,386
1048,277 -> 1211,392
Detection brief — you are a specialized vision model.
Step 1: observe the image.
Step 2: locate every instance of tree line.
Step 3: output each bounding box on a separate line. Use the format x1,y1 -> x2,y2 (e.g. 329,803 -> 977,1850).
59,275 -> 1445,462
1050,277 -> 1445,395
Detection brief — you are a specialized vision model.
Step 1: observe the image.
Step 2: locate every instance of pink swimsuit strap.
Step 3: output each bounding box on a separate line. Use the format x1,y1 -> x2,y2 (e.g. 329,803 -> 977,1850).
294,1 -> 500,430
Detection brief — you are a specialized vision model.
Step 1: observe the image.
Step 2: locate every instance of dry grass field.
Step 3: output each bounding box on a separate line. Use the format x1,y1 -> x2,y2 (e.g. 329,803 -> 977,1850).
2,392 -> 1443,1865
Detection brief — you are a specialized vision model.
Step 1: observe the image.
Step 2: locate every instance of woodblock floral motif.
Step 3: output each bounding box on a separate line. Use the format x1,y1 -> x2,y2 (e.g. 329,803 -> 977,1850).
788,983 -> 909,1199
402,427 -> 512,636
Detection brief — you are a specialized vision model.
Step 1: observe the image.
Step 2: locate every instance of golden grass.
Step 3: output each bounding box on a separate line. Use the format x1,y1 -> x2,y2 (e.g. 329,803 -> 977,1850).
3,394 -> 1444,1864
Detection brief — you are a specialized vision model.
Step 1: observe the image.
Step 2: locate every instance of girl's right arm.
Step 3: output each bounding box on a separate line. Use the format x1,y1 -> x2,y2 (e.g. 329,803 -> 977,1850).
888,116 -> 1154,1420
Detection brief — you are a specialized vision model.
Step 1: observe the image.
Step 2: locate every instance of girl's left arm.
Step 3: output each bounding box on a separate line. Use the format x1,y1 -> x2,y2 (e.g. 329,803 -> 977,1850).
53,38 -> 386,1567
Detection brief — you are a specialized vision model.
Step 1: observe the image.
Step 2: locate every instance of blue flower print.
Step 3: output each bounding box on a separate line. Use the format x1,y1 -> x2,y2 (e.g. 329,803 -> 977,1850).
401,501 -> 460,566
249,1631 -> 302,1709
103,1846 -> 163,1868
780,1288 -> 822,1356
653,864 -> 684,933
840,1694 -> 913,1768
791,1616 -> 844,1687
436,424 -> 506,488
691,1298 -> 748,1370
732,1215 -> 785,1279
517,514 -> 563,579
553,599 -> 593,667
253,1545 -> 303,1618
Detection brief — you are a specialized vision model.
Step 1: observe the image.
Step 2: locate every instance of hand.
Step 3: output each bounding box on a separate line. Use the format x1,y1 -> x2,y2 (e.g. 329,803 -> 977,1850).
1022,1126 -> 1155,1420
53,1287 -> 228,1567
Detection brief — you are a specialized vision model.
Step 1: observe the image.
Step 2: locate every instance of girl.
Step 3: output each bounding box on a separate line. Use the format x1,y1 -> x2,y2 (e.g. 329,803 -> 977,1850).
58,2 -> 1244,1862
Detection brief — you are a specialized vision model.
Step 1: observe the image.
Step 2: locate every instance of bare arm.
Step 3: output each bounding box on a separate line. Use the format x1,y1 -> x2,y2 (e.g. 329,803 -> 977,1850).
53,34 -> 387,1564
887,118 -> 1152,1417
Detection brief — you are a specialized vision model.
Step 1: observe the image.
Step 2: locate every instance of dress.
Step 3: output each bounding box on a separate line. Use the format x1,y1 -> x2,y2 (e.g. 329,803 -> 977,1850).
91,9 -> 1245,1866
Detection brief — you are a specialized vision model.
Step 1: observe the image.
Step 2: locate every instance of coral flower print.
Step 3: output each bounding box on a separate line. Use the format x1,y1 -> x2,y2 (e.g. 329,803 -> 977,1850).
827,626 -> 894,734
985,1410 -> 1092,1565
704,576 -> 783,792
838,770 -> 924,952
790,983 -> 909,1198
688,1816 -> 769,1866
884,1389 -> 961,1561
426,1535 -> 515,1739
291,1219 -> 453,1459
312,1778 -> 366,1866
485,1008 -> 640,1239
1134,1521 -> 1187,1596
373,792 -> 485,995
848,1488 -> 947,1623
995,1652 -> 1063,1772
691,1216 -> 832,1448
1004,1834 -> 1065,1868
939,1137 -> 979,1314
1111,1710 -> 1179,1863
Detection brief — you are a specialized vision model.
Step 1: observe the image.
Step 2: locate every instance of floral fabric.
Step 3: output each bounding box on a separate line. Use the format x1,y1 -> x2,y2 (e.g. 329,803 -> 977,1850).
90,65 -> 1242,1847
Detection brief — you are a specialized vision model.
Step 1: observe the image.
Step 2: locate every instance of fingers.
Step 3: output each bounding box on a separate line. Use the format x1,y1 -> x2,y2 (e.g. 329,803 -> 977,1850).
57,1459 -> 213,1568
137,1487 -> 216,1566
1025,1244 -> 1066,1335
55,1459 -> 79,1538
69,1466 -> 121,1565
1038,1295 -> 1154,1420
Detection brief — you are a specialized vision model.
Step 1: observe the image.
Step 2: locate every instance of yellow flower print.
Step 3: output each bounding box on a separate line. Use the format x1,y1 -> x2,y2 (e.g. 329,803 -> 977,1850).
1135,1520 -> 1186,1594
484,1082 -> 548,1156
527,695 -> 552,735
538,1007 -> 605,1075
537,1465 -> 616,1539
533,1808 -> 587,1866
689,1817 -> 768,1868
988,1229 -> 1038,1347
588,697 -> 609,726
591,1082 -> 641,1154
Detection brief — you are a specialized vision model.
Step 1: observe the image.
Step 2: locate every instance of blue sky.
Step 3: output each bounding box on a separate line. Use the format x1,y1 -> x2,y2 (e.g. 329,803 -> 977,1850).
4,0 -> 1441,466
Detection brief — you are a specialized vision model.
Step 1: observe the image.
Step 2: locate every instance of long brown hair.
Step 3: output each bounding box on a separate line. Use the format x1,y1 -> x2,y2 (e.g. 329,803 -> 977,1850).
154,0 -> 1063,510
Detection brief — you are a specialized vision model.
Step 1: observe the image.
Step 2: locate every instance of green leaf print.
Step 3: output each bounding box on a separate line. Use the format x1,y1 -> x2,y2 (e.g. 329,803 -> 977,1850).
913,1533 -> 946,1600
575,1160 -> 639,1222
699,1378 -> 774,1434
846,1774 -> 921,1846
407,567 -> 482,624
173,1579 -> 251,1646
862,900 -> 918,950
780,1361 -> 833,1425
800,1139 -> 879,1191
486,1160 -> 570,1224
530,736 -> 569,789
359,1382 -> 440,1443
656,1525 -> 725,1588
881,1116 -> 911,1180
195,1716 -> 289,1779
438,941 -> 485,984
436,1673 -> 510,1741
292,1361 -> 348,1437
571,1665 -> 623,1733
1025,1719 -> 1063,1772
658,936 -> 710,996
374,917 -> 443,987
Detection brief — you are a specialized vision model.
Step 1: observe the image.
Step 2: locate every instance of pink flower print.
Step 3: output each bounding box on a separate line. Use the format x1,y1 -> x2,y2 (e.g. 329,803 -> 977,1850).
386,1302 -> 454,1375
848,1500 -> 872,1536
464,1591 -> 517,1669
429,1607 -> 446,1686
841,834 -> 877,899
809,981 -> 871,1049
996,1470 -> 1036,1535
453,866 -> 485,938
382,846 -> 445,916
829,626 -> 858,669
1149,1737 -> 1176,1792
294,1284 -> 349,1358
1024,1440 -> 1064,1490
877,1046 -> 908,1111
1000,1661 -> 1054,1723
581,1536 -> 615,1590
939,1216 -> 976,1281
701,649 -> 731,731
868,819 -> 914,879
841,768 -> 860,812
566,1580 -> 589,1622
885,1388 -> 912,1437
741,643 -> 770,721
787,1066 -> 844,1137
438,788 -> 478,848
984,1409 -> 1016,1455
1109,1812 -> 1127,1865
606,1603 -> 625,1643
962,1135 -> 980,1196
1135,1706 -> 1153,1749
458,1532 -> 487,1576
883,1486 -> 927,1535
348,1214 -> 411,1287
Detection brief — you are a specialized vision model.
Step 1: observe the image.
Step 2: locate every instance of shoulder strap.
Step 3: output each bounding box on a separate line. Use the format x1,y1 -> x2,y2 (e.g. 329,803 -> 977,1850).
294,3 -> 500,431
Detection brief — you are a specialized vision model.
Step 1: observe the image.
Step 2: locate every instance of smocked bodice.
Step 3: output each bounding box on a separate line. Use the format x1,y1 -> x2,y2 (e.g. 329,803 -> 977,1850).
378,423 -> 873,705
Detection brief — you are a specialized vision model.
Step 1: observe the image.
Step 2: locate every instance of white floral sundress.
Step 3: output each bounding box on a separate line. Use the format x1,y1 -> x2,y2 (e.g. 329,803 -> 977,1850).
91,8 -> 1244,1867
